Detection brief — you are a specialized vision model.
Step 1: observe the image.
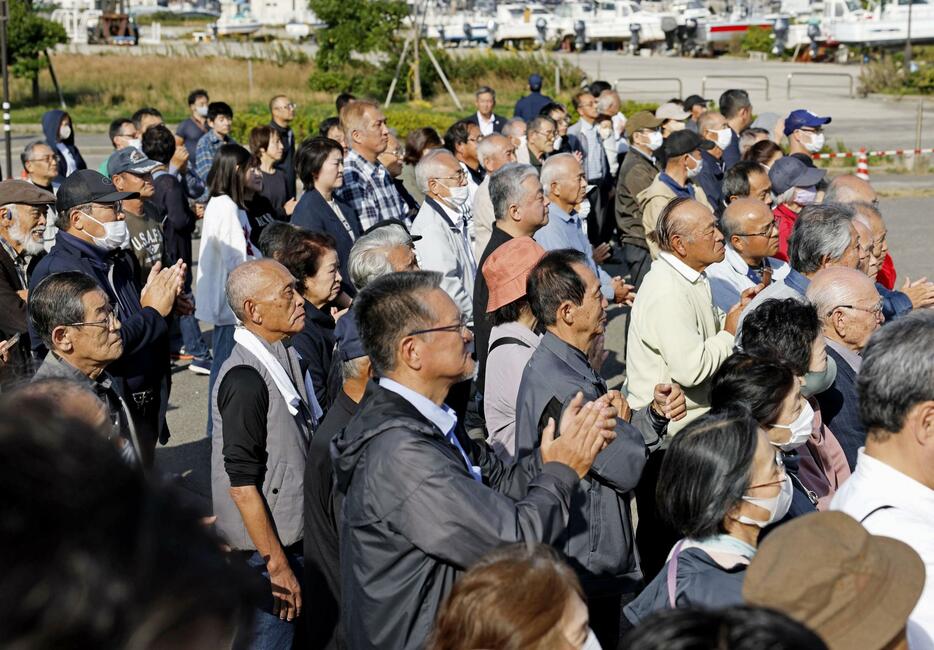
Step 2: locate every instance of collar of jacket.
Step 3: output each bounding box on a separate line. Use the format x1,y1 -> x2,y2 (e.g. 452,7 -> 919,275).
304,300 -> 336,330
54,230 -> 119,268
540,330 -> 605,391
424,197 -> 461,229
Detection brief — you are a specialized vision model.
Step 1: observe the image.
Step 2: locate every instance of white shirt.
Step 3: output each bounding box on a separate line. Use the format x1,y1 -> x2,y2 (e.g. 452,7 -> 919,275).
56,143 -> 77,177
476,112 -> 495,137
706,245 -> 790,312
195,194 -> 260,326
659,251 -> 704,284
832,450 -> 934,650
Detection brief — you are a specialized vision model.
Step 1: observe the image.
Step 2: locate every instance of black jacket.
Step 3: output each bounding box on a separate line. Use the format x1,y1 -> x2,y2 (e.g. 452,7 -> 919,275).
515,332 -> 663,596
472,224 -> 512,397
816,345 -> 865,470
695,150 -> 726,218
332,380 -> 581,650
464,112 -> 507,133
269,120 -> 296,200
304,389 -> 357,649
29,232 -> 170,403
290,301 -> 336,409
152,171 -> 197,290
291,188 -> 363,298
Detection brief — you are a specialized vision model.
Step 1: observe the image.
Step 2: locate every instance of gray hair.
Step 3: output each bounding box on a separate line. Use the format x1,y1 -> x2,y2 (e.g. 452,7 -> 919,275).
489,163 -> 539,221
650,197 -> 695,252
788,203 -> 855,274
414,147 -> 455,195
28,271 -> 102,349
477,133 -> 510,169
527,115 -> 556,135
353,270 -> 442,375
858,310 -> 934,436
596,89 -> 620,114
540,153 -> 578,193
340,356 -> 369,382
501,117 -> 526,139
225,259 -> 282,322
805,266 -> 873,320
823,175 -> 874,204
348,224 -> 413,290
475,86 -> 496,99
739,127 -> 770,157
772,186 -> 797,207
20,140 -> 50,169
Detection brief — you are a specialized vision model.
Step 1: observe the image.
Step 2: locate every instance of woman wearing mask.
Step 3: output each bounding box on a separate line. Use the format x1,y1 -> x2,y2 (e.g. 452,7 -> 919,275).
623,410 -> 790,625
291,137 -> 361,300
195,144 -> 261,434
767,156 -> 826,262
710,354 -> 821,527
249,125 -> 296,222
429,543 -> 601,650
738,298 -> 851,504
277,229 -> 342,410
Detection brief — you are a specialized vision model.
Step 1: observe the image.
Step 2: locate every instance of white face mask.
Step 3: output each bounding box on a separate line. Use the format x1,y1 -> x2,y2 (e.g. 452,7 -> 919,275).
442,182 -> 470,208
577,198 -> 591,221
738,474 -> 793,527
554,136 -> 563,150
771,400 -> 815,452
714,127 -> 733,150
646,131 -> 664,151
598,125 -> 613,140
686,154 -> 703,179
196,105 -> 209,117
59,125 -> 72,141
803,131 -> 825,153
126,138 -> 142,151
82,212 -> 128,250
582,628 -> 603,650
794,186 -> 818,206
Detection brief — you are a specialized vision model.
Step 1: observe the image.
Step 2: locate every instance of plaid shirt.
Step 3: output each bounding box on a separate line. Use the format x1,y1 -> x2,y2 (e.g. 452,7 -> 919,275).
334,149 -> 407,230
193,131 -> 236,202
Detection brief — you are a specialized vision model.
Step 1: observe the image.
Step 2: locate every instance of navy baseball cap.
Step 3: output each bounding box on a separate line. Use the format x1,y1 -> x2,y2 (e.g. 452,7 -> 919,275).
784,109 -> 832,136
768,156 -> 826,195
56,169 -> 138,215
663,130 -> 715,159
335,309 -> 367,362
107,147 -> 160,177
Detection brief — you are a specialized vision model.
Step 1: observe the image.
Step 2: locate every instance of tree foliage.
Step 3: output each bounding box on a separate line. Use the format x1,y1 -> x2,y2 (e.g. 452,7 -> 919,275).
7,0 -> 68,80
308,0 -> 408,71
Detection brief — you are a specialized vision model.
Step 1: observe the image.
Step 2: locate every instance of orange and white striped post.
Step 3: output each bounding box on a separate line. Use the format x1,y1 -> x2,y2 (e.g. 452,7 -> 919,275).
856,148 -> 870,181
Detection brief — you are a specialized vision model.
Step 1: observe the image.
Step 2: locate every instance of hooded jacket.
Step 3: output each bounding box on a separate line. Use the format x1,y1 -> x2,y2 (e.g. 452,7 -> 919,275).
41,110 -> 86,183
332,380 -> 581,650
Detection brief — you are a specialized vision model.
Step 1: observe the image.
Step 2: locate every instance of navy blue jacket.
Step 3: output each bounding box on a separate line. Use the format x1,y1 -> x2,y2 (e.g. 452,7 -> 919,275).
465,112 -> 507,133
878,282 -> 912,321
29,232 -> 170,397
721,129 -> 741,172
42,109 -> 87,184
513,91 -> 553,122
290,188 -> 363,298
695,149 -> 725,217
816,345 -> 864,470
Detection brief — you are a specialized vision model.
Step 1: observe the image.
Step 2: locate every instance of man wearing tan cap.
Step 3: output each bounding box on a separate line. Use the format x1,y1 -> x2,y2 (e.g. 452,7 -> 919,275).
615,111 -> 663,290
0,179 -> 55,384
481,236 -> 545,461
744,511 -> 924,650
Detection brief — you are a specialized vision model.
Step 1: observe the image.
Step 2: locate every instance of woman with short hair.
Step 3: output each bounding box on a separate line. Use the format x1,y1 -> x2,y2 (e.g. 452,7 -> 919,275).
624,410 -> 790,624
291,137 -> 361,300
248,125 -> 295,221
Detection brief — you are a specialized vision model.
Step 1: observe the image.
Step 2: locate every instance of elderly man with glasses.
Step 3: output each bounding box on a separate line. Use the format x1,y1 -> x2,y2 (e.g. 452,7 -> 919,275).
707,198 -> 790,312
29,271 -> 141,464
806,266 -> 884,469
28,170 -> 184,468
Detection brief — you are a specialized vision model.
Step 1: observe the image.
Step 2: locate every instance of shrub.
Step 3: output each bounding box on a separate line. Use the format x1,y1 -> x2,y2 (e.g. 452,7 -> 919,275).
740,26 -> 773,55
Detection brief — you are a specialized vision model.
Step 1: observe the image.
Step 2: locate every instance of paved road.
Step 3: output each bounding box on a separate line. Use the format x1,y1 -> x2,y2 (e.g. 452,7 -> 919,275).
154,191 -> 933,514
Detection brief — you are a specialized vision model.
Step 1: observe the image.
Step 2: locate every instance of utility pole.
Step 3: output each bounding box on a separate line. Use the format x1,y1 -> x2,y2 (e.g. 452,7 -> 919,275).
0,0 -> 10,180
412,3 -> 422,101
905,0 -> 913,69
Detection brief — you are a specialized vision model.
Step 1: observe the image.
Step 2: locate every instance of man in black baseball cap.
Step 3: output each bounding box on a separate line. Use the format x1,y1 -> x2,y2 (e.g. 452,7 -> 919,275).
637,130 -> 716,257
683,94 -> 710,132
29,168 -> 185,468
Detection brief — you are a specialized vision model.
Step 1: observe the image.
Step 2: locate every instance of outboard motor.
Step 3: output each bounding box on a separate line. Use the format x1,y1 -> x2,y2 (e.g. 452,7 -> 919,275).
807,20 -> 821,58
771,16 -> 789,56
535,16 -> 547,45
574,19 -> 586,51
629,22 -> 642,54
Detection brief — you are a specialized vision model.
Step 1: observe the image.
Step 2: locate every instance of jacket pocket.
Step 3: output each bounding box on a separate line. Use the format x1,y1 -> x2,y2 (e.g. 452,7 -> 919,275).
265,461 -> 286,515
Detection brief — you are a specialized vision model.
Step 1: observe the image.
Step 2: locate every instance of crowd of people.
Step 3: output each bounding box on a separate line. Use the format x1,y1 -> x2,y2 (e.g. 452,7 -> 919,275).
1,75 -> 933,650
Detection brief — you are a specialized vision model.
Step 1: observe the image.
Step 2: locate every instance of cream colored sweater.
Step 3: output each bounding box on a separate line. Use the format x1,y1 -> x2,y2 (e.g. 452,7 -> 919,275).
625,256 -> 735,435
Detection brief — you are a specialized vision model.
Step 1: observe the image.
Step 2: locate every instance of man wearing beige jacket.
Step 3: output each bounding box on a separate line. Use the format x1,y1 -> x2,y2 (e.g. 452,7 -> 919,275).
637,131 -> 714,259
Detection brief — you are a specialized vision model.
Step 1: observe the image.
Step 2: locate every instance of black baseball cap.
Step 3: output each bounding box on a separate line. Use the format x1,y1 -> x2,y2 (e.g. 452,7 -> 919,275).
663,130 -> 715,159
56,169 -> 138,215
683,94 -> 710,110
362,218 -> 422,242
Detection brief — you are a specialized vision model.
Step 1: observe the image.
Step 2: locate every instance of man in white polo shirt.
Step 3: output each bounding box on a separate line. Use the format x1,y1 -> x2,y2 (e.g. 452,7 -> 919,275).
832,311 -> 934,650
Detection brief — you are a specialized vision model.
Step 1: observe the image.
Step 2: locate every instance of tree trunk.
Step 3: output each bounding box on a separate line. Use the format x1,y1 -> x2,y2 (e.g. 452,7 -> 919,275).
32,74 -> 39,104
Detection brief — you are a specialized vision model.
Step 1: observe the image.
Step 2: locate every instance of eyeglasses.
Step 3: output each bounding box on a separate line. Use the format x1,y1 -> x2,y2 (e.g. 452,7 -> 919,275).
535,129 -> 557,140
799,127 -> 823,135
274,103 -> 296,111
28,156 -> 56,164
747,450 -> 787,491
65,306 -> 118,330
386,148 -> 404,158
433,170 -> 467,184
828,302 -> 884,318
408,314 -> 470,337
734,220 -> 778,238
